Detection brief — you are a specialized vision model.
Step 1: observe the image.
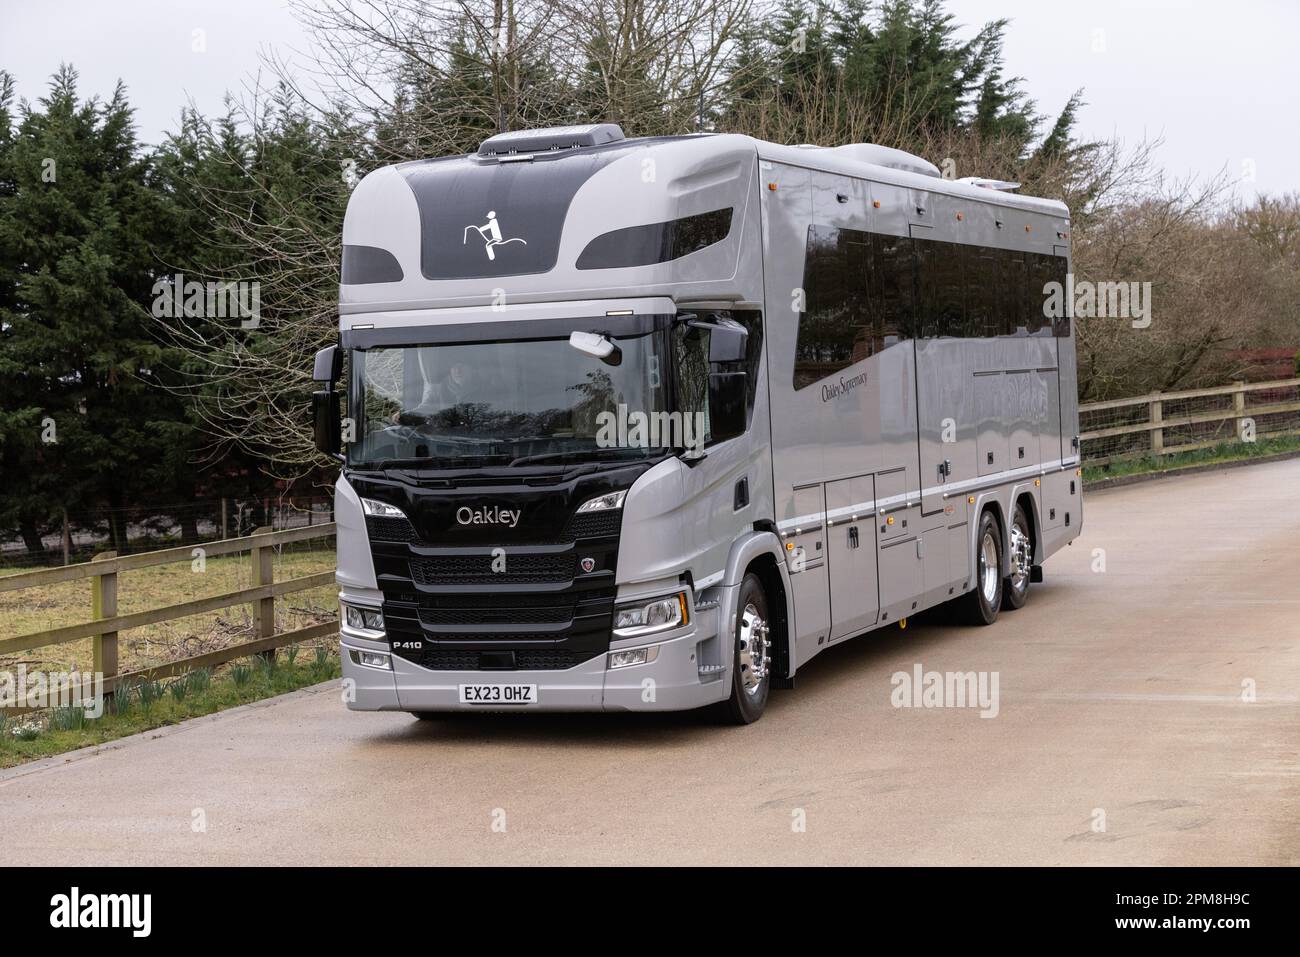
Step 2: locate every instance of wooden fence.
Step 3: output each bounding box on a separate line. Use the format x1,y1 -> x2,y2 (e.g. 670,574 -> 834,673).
1079,377 -> 1300,466
0,524 -> 337,701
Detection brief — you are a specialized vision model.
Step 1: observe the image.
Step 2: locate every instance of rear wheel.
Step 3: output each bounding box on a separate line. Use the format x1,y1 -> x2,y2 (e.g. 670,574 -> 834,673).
959,511 -> 1003,626
1001,504 -> 1032,610
718,573 -> 771,724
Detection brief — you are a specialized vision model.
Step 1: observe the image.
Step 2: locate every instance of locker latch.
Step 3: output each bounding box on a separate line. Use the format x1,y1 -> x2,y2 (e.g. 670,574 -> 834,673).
848,526 -> 860,549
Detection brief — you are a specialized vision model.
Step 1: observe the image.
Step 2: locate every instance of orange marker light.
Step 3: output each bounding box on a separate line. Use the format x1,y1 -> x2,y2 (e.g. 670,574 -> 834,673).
1034,478 -> 1041,487
872,199 -> 881,208
956,212 -> 963,221
1025,224 -> 1032,232
886,515 -> 895,526
767,182 -> 778,191
968,496 -> 975,504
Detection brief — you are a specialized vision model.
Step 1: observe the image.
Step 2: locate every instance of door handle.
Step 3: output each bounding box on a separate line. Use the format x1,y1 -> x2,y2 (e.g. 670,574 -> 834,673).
848,526 -> 860,549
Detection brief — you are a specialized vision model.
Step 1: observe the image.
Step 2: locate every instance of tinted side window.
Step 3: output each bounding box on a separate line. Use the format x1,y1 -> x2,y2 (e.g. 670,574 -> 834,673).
934,242 -> 966,338
999,251 -> 1030,335
674,309 -> 765,443
870,233 -> 915,344
1049,255 -> 1070,337
916,240 -> 965,338
1027,253 -> 1062,337
794,226 -> 870,390
734,310 -> 765,417
341,244 -> 404,284
576,208 -> 733,270
964,244 -> 999,337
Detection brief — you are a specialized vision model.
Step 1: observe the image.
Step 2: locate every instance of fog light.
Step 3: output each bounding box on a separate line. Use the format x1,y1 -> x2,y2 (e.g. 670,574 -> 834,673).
608,646 -> 660,669
351,649 -> 391,670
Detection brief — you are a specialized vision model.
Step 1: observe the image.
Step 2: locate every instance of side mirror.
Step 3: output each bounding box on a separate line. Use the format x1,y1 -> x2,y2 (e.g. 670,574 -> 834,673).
313,345 -> 343,384
313,390 -> 342,455
569,330 -> 622,366
707,371 -> 747,445
706,320 -> 749,364
684,316 -> 749,364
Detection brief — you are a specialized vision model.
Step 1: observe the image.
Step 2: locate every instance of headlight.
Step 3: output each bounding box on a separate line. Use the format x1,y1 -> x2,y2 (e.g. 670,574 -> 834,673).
614,592 -> 689,637
361,497 -> 406,519
342,602 -> 385,634
576,490 -> 626,513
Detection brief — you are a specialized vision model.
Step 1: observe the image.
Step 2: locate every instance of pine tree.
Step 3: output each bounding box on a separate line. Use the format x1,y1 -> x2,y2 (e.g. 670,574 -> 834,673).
0,65 -> 196,554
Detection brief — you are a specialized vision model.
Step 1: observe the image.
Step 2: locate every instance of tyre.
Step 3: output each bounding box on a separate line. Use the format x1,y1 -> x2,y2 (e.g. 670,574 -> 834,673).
959,510 -> 1003,626
718,572 -> 772,724
1001,503 -> 1032,611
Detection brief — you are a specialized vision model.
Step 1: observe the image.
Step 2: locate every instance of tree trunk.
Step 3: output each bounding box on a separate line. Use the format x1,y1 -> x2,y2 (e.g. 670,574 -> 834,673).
109,510 -> 129,553
20,517 -> 46,556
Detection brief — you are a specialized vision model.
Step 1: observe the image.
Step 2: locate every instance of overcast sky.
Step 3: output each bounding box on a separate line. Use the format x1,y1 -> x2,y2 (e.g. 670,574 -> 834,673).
2,0 -> 1297,198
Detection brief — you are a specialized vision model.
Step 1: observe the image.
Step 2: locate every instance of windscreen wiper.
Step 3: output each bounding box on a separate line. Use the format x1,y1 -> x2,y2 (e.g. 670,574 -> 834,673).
508,448 -> 648,467
373,456 -> 439,469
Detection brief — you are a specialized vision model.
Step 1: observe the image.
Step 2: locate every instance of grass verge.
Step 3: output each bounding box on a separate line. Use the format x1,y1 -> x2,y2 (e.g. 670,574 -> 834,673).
0,646 -> 340,770
0,548 -> 337,675
1083,434 -> 1300,484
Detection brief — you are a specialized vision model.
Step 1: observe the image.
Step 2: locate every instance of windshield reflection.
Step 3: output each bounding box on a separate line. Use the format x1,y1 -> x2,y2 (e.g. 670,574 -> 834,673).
348,327 -> 669,470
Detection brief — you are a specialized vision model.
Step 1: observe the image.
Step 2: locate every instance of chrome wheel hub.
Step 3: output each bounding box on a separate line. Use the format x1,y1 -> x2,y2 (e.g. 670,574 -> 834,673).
738,603 -> 770,696
979,532 -> 999,603
1008,520 -> 1031,592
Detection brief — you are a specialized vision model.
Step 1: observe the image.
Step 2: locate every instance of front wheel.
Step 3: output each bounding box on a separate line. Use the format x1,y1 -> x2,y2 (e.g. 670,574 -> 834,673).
959,511 -> 1003,626
718,573 -> 772,724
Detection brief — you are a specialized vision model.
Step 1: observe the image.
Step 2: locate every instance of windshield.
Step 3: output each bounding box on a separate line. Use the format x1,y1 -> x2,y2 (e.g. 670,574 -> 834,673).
348,324 -> 671,470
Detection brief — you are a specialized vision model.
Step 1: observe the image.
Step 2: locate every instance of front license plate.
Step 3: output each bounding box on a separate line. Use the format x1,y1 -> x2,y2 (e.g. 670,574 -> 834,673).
458,683 -> 538,706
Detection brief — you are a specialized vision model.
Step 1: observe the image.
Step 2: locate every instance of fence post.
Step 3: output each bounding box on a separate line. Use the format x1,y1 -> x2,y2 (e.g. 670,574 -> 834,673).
250,526 -> 276,661
221,498 -> 228,540
62,509 -> 71,566
91,551 -> 119,690
1149,397 -> 1164,456
1233,381 -> 1248,442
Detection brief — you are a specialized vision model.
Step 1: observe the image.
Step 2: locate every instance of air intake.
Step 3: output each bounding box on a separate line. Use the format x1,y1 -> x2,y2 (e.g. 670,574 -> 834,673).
478,124 -> 626,156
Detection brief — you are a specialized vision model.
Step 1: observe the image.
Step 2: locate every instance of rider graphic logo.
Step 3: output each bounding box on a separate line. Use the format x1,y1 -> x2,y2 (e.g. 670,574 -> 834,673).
463,211 -> 527,261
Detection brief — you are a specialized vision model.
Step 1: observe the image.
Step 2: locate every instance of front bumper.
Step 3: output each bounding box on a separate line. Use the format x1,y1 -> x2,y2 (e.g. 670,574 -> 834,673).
341,619 -> 729,713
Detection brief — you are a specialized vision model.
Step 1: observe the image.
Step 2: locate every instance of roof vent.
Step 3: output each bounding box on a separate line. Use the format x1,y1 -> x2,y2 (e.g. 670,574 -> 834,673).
832,143 -> 941,178
478,124 -> 626,156
956,176 -> 1021,192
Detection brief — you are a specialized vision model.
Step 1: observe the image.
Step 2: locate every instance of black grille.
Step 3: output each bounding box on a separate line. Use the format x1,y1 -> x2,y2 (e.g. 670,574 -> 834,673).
419,649 -> 594,671
366,515 -> 419,542
420,592 -> 584,609
563,510 -> 622,539
369,509 -> 621,546
422,631 -> 566,642
410,553 -> 574,585
420,605 -> 572,626
420,650 -> 482,670
517,651 -> 591,670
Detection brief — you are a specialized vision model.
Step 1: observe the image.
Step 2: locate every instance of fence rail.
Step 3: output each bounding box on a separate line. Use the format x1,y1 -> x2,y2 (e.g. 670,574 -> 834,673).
1,524 -> 337,700
1079,377 -> 1300,466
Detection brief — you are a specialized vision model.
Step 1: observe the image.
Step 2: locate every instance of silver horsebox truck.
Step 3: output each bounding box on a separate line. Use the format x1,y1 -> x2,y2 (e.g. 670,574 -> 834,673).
312,124 -> 1082,723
